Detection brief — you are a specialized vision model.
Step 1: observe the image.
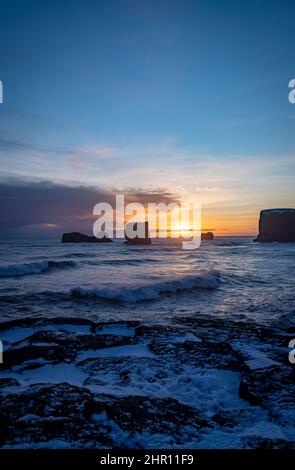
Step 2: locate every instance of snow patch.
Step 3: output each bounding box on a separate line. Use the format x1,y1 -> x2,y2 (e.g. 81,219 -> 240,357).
77,344 -> 154,362
0,363 -> 88,387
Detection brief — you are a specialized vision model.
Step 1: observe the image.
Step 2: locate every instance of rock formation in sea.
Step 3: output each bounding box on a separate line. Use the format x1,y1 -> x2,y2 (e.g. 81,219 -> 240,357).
201,232 -> 214,240
254,209 -> 295,243
61,232 -> 113,243
124,221 -> 152,245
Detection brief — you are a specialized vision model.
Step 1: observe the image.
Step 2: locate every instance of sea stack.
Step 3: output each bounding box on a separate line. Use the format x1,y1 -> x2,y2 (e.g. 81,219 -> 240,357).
61,232 -> 113,243
254,209 -> 295,242
201,232 -> 214,240
125,221 -> 152,245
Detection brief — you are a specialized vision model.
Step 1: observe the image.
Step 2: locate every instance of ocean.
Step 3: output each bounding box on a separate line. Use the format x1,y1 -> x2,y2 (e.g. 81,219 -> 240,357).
0,237 -> 294,326
0,237 -> 295,448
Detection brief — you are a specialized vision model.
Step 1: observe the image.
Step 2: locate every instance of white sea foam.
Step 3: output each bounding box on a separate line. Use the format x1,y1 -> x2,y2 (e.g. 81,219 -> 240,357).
70,270 -> 220,303
0,260 -> 76,277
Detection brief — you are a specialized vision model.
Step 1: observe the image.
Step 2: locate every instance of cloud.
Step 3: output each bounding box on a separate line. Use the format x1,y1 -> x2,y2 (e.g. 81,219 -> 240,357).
0,135 -> 116,176
0,136 -> 65,154
121,188 -> 179,206
0,136 -> 113,160
0,178 -> 177,237
68,145 -> 114,170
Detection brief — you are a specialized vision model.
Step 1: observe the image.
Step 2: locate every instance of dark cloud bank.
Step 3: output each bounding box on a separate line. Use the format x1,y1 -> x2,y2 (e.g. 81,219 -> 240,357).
0,179 -> 177,238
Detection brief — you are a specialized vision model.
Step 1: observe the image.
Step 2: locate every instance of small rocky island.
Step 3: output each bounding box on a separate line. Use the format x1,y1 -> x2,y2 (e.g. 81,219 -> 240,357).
201,232 -> 214,241
62,232 -> 113,243
124,221 -> 152,245
254,209 -> 295,243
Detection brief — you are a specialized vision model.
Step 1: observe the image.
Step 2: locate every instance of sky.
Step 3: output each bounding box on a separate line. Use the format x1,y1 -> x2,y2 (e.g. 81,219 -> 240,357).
0,0 -> 294,237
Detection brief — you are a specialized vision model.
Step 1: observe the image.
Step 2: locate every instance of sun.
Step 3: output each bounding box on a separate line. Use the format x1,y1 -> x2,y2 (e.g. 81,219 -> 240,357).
172,223 -> 192,237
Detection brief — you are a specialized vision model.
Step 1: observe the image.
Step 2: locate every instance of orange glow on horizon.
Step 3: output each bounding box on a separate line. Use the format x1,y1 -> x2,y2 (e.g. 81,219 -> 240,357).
108,200 -> 260,238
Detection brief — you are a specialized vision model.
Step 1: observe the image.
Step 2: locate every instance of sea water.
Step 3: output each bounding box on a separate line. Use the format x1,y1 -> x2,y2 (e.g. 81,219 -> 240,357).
0,237 -> 294,327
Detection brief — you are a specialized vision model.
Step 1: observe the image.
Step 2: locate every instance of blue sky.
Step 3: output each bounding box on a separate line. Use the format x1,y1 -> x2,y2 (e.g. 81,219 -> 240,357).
0,0 -> 294,236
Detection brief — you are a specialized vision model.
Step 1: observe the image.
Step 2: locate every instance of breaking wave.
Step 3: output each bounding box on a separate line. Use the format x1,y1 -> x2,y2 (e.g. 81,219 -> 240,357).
71,270 -> 220,303
0,260 -> 76,278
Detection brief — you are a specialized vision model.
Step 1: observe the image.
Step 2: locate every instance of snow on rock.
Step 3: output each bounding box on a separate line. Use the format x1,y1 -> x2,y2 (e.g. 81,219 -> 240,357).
0,315 -> 294,448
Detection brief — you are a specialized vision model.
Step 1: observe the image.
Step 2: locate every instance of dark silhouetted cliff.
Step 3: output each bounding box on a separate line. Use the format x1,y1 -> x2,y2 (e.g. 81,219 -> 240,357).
254,209 -> 295,242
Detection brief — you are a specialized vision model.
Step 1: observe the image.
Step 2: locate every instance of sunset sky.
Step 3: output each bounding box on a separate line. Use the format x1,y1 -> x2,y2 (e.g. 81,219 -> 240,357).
0,0 -> 294,237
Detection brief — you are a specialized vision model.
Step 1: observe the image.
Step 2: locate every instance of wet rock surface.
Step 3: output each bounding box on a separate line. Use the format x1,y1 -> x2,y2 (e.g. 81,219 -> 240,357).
0,316 -> 294,448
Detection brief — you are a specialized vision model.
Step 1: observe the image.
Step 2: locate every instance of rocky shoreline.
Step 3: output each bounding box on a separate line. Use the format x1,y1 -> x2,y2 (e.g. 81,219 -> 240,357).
0,315 -> 294,448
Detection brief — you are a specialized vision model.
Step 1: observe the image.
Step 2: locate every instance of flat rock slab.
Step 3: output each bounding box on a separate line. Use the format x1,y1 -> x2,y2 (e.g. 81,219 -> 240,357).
0,316 -> 294,448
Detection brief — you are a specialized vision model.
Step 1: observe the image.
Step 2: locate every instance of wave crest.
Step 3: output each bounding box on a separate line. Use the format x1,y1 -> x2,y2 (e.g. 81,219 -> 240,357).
71,270 -> 220,303
0,260 -> 76,278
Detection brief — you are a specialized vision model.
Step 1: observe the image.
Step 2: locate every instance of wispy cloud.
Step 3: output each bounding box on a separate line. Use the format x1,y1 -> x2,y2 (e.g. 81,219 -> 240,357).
0,136 -> 114,159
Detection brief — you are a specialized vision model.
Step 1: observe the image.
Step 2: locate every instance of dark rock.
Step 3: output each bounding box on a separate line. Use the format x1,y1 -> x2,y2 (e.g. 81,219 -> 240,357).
176,316 -> 281,346
242,436 -> 295,449
2,344 -> 66,370
239,379 -> 262,405
254,208 -> 295,242
61,232 -> 112,243
201,232 -> 214,240
0,317 -> 40,331
124,221 -> 151,245
1,326 -> 137,367
0,383 -> 112,448
0,378 -> 20,387
0,316 -> 97,333
26,330 -> 136,361
0,383 -> 211,448
135,323 -> 185,337
150,337 -> 244,371
0,316 -> 294,448
212,411 -> 237,428
239,365 -> 295,416
93,395 -> 211,434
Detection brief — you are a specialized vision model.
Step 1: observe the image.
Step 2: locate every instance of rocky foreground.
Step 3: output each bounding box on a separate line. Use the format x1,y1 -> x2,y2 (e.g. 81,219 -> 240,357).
0,315 -> 294,448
